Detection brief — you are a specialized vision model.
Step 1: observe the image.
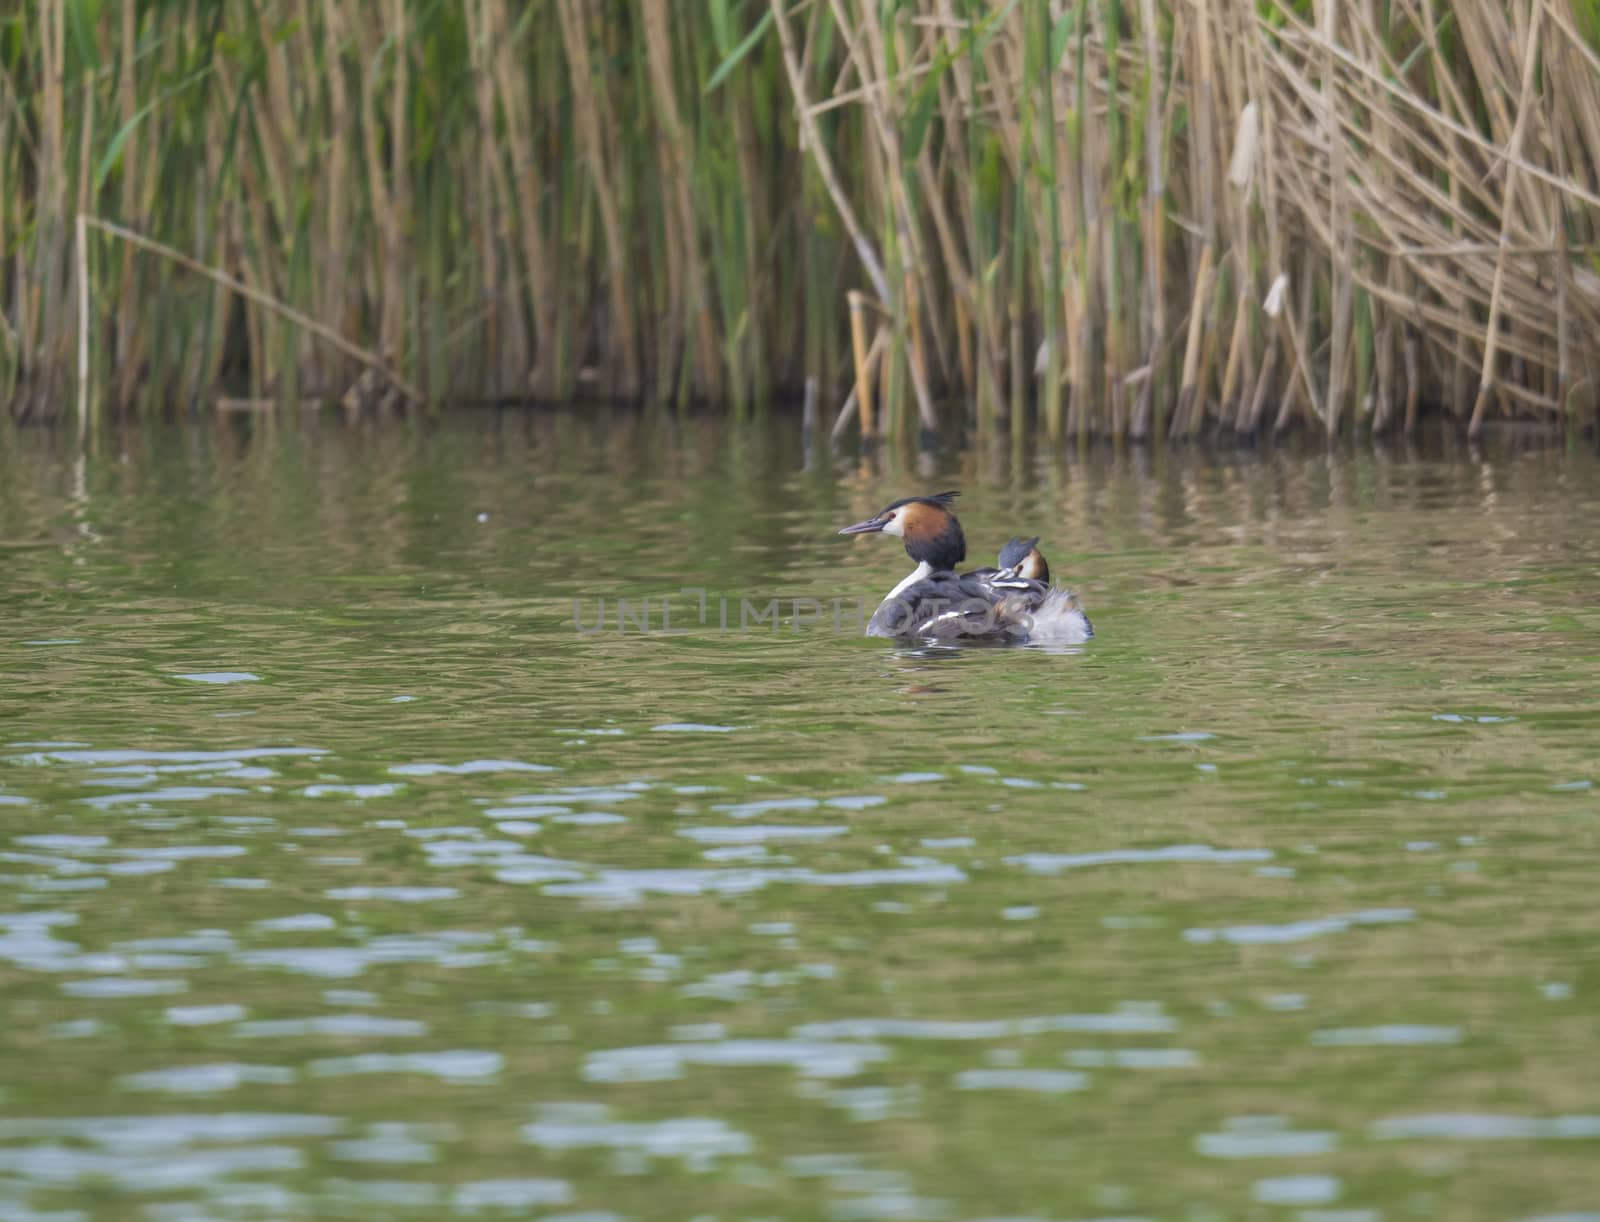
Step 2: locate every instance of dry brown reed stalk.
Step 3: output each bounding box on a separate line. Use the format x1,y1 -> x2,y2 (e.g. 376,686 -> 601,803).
557,0 -> 639,397
817,0 -> 940,434
1468,0 -> 1545,439
641,0 -> 720,401
1134,0 -> 1166,438
769,0 -> 889,309
1318,0 -> 1352,437
29,0 -> 67,411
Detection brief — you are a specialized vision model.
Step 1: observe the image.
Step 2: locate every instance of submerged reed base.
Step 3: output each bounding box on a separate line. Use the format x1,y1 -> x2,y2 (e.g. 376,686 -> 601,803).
5,1 -> 1600,440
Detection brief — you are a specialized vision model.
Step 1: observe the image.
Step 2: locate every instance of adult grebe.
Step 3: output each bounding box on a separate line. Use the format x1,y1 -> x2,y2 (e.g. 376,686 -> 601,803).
837,493 -> 1093,643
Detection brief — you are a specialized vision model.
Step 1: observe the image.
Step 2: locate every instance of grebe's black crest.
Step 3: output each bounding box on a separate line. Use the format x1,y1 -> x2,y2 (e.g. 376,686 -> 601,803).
885,490 -> 960,512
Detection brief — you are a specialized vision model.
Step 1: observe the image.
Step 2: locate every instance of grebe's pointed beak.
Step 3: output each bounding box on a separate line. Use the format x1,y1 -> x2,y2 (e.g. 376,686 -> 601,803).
990,563 -> 1030,590
838,516 -> 887,536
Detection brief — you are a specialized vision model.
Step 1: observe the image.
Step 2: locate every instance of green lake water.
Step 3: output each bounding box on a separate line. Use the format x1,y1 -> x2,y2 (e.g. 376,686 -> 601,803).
2,411 -> 1598,1221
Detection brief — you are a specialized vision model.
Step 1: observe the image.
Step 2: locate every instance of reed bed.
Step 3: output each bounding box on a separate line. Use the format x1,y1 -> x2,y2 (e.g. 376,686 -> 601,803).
5,0 -> 1600,439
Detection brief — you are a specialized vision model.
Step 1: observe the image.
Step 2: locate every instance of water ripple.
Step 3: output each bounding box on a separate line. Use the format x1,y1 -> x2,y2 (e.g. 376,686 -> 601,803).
308,1051 -> 503,1081
584,1039 -> 889,1082
1370,1114 -> 1600,1140
1195,1117 -> 1338,1158
524,1106 -> 752,1172
793,1009 -> 1176,1040
1184,908 -> 1415,946
119,1063 -> 296,1094
388,760 -> 556,776
1311,1025 -> 1461,1046
952,1069 -> 1089,1093
1007,845 -> 1273,873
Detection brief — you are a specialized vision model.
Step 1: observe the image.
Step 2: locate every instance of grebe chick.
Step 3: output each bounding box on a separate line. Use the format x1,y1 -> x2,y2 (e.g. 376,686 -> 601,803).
962,535 -> 1048,587
981,536 -> 1094,641
993,535 -> 1049,585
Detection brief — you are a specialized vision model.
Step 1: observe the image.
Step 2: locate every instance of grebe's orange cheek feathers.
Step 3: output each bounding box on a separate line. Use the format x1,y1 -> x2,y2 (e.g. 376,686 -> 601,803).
1022,547 -> 1050,584
896,502 -> 942,540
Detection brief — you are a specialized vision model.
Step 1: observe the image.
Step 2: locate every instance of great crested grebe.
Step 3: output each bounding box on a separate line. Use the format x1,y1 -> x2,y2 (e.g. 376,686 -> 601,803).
837,492 -> 1093,643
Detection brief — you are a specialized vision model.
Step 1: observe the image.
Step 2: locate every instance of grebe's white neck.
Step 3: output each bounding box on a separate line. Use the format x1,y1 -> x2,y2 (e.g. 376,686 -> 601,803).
884,560 -> 933,605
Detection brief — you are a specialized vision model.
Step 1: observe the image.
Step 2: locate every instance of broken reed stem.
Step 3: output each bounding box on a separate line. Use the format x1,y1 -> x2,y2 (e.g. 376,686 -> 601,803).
1265,272 -> 1320,433
832,325 -> 889,442
847,291 -> 876,438
1172,243 -> 1215,437
1218,292 -> 1249,427
81,217 -> 421,403
1245,333 -> 1280,434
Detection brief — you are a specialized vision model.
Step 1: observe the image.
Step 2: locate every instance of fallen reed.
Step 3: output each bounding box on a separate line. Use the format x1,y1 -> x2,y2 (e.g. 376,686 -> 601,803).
5,0 -> 1600,439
